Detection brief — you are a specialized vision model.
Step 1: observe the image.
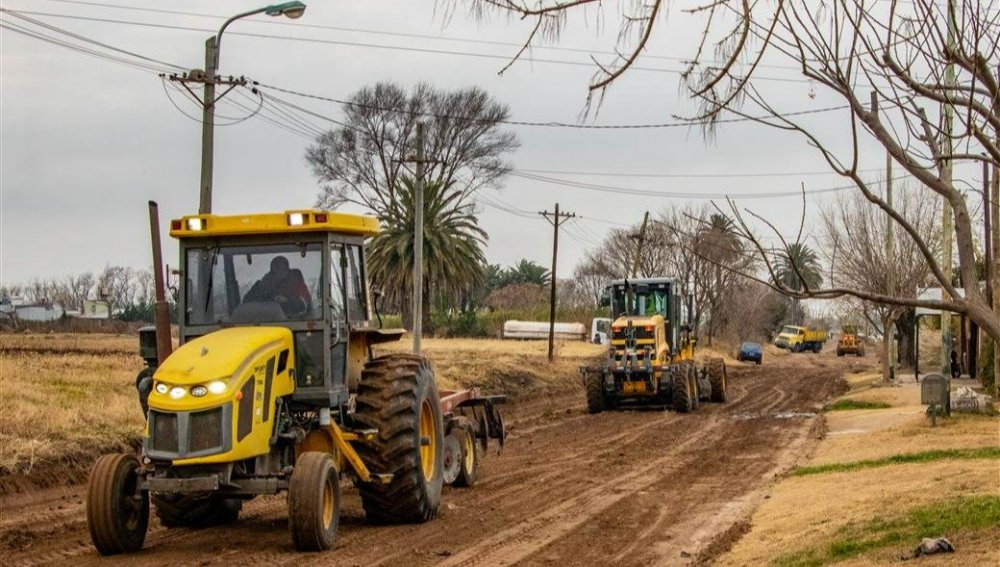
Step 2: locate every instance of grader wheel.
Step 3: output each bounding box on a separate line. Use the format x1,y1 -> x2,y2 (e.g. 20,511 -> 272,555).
353,354 -> 444,524
288,452 -> 340,551
585,372 -> 607,414
671,366 -> 693,413
87,453 -> 148,555
707,358 -> 728,403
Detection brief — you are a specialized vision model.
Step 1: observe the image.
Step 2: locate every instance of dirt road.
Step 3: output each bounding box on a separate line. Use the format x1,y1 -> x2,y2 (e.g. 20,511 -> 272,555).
0,353 -> 865,566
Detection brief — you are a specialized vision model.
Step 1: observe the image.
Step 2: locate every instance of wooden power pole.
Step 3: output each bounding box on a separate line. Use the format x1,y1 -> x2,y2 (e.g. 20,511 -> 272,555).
539,203 -> 575,362
631,211 -> 650,278
940,0 -> 957,376
398,122 -> 438,355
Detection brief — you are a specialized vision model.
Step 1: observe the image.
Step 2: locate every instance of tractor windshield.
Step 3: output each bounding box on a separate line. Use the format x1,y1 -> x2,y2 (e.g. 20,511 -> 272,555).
185,242 -> 324,325
611,286 -> 668,318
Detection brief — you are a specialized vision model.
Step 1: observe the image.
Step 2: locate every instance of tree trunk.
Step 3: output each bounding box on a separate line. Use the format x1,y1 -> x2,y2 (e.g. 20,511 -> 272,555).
881,314 -> 892,384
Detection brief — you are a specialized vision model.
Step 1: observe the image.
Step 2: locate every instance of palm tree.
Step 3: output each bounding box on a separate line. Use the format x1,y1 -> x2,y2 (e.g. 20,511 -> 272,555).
367,177 -> 487,329
775,243 -> 823,292
508,259 -> 550,286
695,214 -> 742,345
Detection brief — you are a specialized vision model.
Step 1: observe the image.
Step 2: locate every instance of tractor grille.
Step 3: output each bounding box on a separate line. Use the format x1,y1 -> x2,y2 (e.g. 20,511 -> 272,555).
145,404 -> 231,459
613,327 -> 655,341
150,411 -> 179,453
189,408 -> 224,453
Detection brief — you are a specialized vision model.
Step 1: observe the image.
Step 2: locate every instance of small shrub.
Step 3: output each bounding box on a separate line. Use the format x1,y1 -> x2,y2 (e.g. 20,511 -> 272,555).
825,399 -> 891,411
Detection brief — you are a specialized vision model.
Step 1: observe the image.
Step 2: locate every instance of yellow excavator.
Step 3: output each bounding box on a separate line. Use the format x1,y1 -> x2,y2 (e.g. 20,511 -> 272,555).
580,278 -> 728,413
87,209 -> 505,554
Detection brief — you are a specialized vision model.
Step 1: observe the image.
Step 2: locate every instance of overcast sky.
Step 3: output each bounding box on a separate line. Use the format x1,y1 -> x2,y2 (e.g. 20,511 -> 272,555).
0,0 -> 984,287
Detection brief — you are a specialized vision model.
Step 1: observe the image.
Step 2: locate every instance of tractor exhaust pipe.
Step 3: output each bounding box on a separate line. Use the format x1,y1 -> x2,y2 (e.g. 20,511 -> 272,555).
148,201 -> 173,364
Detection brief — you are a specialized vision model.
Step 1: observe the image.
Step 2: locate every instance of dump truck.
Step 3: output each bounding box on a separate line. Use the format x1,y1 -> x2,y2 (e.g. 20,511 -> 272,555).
87,209 -> 505,555
836,324 -> 866,357
579,278 -> 728,413
775,325 -> 829,353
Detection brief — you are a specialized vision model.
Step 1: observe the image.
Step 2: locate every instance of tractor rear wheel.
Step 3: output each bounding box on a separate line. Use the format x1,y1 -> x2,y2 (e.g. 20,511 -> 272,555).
354,354 -> 444,524
672,365 -> 693,413
707,358 -> 728,403
585,372 -> 607,414
450,421 -> 479,488
151,493 -> 241,528
687,364 -> 700,410
288,452 -> 340,551
87,453 -> 148,555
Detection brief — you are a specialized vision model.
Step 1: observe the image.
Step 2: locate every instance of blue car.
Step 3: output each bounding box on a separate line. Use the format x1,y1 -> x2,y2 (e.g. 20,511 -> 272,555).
737,342 -> 763,365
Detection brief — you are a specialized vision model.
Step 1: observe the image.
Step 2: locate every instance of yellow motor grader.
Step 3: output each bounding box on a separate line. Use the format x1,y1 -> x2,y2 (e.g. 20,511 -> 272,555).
581,278 -> 728,413
87,209 -> 505,554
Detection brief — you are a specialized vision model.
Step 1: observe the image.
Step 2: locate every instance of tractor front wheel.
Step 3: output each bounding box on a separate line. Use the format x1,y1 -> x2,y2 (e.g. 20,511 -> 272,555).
288,452 -> 340,551
87,453 -> 148,555
354,354 -> 444,524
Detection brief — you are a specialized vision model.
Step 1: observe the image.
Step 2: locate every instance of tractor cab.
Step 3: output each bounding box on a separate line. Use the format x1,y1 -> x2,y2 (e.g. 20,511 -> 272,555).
605,278 -> 687,358
171,209 -> 399,408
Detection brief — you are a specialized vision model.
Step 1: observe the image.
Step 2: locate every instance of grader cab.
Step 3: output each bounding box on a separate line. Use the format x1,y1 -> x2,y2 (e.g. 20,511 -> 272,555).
580,278 -> 728,413
87,210 -> 504,554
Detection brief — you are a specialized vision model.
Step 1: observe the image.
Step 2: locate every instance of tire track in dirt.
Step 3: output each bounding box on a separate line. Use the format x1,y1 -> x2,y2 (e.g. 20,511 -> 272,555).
0,353 -> 859,566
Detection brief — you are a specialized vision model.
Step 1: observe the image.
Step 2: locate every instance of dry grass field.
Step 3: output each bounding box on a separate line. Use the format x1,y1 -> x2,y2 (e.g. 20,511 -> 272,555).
0,333 -> 607,492
0,333 -> 144,491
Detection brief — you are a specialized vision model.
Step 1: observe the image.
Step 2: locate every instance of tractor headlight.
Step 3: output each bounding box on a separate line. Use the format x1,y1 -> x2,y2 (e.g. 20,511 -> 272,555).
155,382 -> 169,395
169,386 -> 187,400
190,385 -> 208,397
207,380 -> 228,394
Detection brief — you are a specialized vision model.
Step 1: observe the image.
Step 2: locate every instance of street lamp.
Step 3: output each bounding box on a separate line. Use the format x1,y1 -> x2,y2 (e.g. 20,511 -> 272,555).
198,1 -> 307,214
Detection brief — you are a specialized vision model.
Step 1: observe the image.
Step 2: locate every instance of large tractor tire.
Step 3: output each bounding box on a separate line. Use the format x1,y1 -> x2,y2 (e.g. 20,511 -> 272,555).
288,452 -> 340,551
585,372 -> 607,414
707,358 -> 728,403
151,493 -> 241,528
354,354 -> 444,524
686,363 -> 700,410
672,365 -> 693,413
87,453 -> 148,555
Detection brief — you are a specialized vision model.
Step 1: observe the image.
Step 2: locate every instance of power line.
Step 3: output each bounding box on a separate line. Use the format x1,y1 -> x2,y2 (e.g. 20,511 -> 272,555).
515,166 -> 882,179
508,170 -> 910,200
11,9 -> 818,84
255,81 -> 848,129
2,7 -> 849,131
35,0 -> 809,72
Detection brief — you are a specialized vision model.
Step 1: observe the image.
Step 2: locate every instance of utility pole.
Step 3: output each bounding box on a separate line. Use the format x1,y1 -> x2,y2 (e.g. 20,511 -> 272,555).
398,123 -> 437,355
631,211 -> 650,278
539,203 -> 576,362
940,0 -> 957,376
873,92 -> 896,383
164,2 -> 308,214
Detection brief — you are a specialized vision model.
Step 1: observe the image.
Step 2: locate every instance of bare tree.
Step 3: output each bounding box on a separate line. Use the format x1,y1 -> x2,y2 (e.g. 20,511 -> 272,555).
468,0 -> 1000,343
306,82 -> 518,216
823,186 -> 943,378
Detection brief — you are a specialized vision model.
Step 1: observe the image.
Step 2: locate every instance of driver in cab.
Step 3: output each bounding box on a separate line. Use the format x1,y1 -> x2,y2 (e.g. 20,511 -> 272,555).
243,256 -> 310,317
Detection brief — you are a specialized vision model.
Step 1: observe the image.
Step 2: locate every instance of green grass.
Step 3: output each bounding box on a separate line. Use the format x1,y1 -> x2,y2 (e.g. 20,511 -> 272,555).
772,495 -> 1000,566
791,447 -> 1000,476
825,399 -> 892,411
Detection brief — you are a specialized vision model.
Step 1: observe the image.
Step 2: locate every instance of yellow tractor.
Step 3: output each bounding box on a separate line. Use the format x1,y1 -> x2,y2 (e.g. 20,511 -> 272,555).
87,209 -> 504,554
580,278 -> 728,413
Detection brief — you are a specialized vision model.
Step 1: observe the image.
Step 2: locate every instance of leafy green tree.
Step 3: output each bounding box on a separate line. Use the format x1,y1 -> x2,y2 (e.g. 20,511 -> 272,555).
367,177 -> 487,329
